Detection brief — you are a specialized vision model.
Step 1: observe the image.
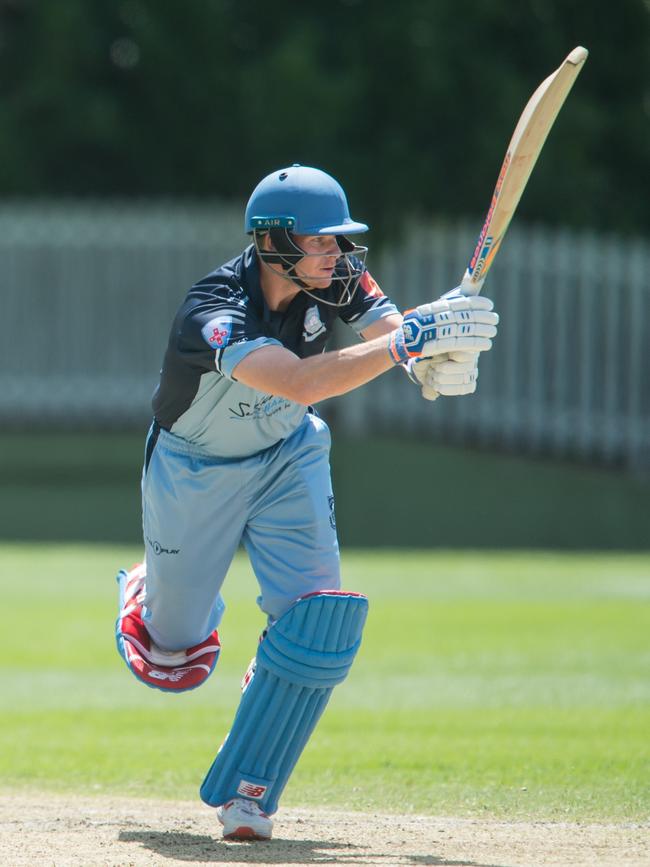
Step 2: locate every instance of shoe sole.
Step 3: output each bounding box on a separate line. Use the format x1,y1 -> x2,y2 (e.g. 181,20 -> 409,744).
223,825 -> 271,841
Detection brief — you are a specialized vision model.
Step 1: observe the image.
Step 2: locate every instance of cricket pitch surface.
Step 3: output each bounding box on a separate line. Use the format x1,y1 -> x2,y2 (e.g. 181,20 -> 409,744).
0,793 -> 648,866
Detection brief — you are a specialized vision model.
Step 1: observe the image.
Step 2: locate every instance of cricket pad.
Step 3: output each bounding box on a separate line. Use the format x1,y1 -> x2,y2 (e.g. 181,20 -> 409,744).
200,590 -> 368,814
115,565 -> 221,693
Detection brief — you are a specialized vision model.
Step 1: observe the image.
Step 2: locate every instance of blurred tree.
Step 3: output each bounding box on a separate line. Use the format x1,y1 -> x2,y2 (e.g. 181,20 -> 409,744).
0,0 -> 647,236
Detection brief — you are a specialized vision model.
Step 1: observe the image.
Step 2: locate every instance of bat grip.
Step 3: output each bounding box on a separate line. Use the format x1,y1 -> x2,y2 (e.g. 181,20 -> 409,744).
459,270 -> 485,297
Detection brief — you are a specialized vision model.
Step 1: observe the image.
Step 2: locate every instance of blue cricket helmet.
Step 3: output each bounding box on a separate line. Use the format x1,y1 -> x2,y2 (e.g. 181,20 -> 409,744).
245,164 -> 369,236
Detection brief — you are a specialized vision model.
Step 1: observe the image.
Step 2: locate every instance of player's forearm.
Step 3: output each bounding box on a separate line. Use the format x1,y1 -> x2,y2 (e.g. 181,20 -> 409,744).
288,335 -> 395,404
233,319 -> 399,405
234,294 -> 497,404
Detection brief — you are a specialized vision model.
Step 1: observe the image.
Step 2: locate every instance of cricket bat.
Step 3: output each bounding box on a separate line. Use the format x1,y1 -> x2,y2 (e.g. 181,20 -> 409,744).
459,46 -> 589,296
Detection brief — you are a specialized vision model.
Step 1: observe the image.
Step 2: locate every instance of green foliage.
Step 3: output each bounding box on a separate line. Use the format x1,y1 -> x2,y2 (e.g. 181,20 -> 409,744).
1,544 -> 648,819
0,1 -> 647,235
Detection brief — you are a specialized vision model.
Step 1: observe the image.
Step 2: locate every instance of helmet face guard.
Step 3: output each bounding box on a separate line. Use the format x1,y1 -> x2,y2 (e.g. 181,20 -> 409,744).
253,227 -> 368,307
246,165 -> 369,307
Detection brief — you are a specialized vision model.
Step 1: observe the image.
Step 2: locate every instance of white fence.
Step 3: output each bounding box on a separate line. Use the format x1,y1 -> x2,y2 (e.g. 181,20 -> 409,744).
335,222 -> 650,470
2,202 -> 648,469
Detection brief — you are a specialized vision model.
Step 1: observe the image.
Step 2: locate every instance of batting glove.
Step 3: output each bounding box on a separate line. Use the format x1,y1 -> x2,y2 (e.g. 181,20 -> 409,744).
388,294 -> 498,365
405,351 -> 480,400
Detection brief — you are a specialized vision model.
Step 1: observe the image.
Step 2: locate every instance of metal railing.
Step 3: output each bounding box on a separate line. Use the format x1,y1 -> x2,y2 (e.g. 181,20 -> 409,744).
1,202 -> 648,468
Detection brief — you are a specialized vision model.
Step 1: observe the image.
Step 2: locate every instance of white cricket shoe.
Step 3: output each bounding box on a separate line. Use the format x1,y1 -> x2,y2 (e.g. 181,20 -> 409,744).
217,798 -> 273,841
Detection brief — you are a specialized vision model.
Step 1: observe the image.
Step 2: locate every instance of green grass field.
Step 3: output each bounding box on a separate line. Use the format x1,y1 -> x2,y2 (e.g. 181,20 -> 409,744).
1,543 -> 648,821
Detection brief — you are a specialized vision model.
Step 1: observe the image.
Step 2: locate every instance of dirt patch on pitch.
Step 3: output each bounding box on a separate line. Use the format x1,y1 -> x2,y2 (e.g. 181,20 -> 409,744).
0,793 -> 648,867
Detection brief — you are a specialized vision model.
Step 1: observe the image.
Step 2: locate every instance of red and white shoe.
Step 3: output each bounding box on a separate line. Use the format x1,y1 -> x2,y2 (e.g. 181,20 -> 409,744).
217,798 -> 273,841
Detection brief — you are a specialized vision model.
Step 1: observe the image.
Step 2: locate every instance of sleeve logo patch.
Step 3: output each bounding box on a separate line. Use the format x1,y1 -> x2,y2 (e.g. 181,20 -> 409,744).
359,271 -> 385,298
201,316 -> 233,349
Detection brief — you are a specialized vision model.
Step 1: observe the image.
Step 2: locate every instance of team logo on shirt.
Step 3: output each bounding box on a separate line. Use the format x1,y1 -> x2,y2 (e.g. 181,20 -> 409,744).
302,305 -> 326,342
201,316 -> 233,349
228,394 -> 292,420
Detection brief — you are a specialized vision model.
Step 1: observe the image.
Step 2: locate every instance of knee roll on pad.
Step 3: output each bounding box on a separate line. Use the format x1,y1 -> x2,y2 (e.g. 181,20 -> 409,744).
200,590 -> 368,814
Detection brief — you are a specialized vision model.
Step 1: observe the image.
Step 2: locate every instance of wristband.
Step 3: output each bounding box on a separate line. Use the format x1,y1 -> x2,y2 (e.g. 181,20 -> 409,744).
387,329 -> 411,365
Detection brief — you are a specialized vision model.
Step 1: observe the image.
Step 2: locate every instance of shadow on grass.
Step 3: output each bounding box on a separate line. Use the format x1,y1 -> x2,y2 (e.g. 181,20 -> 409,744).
119,829 -> 511,866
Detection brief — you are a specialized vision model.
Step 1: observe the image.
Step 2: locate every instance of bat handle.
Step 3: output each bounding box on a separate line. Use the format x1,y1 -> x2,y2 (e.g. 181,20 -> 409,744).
458,270 -> 485,297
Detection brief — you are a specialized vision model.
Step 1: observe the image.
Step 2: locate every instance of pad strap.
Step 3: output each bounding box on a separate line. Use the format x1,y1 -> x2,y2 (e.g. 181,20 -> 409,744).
200,590 -> 368,813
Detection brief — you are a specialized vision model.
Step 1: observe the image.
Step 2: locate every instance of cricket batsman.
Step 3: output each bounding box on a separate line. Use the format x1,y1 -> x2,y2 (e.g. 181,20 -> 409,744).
115,164 -> 499,840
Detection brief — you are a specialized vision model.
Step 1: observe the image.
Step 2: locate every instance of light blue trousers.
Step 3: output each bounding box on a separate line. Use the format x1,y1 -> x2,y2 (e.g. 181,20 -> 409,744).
140,413 -> 341,651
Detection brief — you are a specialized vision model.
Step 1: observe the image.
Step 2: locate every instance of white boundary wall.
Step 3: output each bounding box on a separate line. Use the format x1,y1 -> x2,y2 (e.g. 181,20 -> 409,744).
2,202 -> 648,468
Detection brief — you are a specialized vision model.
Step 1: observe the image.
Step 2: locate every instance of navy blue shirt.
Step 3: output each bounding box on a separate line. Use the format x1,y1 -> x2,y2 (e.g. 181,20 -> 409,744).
152,245 -> 398,457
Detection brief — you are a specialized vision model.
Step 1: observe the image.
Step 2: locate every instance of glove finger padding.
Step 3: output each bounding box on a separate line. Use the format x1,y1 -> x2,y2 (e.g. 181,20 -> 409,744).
429,359 -> 477,375
431,382 -> 476,396
420,295 -> 497,317
447,350 -> 479,364
426,354 -> 479,396
421,334 -> 492,356
421,383 -> 441,401
405,355 -> 448,386
409,354 -> 479,399
404,357 -> 441,401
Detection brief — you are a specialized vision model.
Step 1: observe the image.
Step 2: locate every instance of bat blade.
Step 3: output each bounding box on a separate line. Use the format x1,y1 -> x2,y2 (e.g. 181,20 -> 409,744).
460,46 -> 588,296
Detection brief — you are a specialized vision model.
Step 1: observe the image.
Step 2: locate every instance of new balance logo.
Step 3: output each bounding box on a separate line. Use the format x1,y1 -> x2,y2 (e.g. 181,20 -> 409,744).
237,780 -> 267,799
148,668 -> 190,682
